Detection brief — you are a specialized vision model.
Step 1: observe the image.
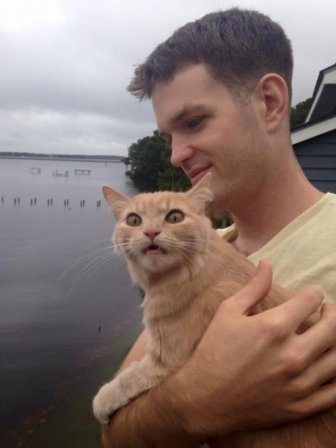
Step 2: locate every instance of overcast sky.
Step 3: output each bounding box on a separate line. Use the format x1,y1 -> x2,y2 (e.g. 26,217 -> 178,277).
0,0 -> 335,156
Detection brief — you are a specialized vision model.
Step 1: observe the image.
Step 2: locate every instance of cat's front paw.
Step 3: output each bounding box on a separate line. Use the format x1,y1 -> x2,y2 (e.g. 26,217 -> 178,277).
93,381 -> 131,424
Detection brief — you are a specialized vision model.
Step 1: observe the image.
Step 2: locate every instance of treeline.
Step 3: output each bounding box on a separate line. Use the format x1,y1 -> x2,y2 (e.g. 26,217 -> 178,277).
290,98 -> 313,128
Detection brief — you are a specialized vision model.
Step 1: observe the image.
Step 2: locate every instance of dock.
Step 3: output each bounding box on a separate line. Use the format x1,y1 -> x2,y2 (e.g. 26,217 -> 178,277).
30,167 -> 41,174
74,169 -> 91,175
52,170 -> 69,177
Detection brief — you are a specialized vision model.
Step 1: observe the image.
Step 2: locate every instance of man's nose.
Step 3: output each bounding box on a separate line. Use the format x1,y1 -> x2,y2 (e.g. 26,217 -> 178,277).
170,135 -> 194,168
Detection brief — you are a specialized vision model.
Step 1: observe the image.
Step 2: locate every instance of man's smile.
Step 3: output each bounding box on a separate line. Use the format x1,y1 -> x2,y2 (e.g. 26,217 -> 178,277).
187,165 -> 212,185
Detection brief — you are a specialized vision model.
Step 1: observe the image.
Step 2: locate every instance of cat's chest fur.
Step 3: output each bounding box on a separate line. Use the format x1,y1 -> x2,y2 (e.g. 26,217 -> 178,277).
143,284 -> 218,370
139,233 -> 257,372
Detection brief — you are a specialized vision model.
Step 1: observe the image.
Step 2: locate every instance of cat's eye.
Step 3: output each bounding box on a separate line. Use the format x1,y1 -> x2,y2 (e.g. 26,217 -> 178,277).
126,213 -> 142,227
166,209 -> 184,224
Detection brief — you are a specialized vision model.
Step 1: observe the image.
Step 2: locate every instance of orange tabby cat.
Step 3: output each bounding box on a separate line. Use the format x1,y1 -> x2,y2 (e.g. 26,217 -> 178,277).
93,175 -> 336,447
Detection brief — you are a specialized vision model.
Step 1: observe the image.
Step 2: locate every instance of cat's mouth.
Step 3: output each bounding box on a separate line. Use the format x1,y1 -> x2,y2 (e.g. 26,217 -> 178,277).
143,244 -> 167,255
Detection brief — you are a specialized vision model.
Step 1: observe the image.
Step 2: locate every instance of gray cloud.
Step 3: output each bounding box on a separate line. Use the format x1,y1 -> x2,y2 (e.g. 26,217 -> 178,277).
0,0 -> 335,156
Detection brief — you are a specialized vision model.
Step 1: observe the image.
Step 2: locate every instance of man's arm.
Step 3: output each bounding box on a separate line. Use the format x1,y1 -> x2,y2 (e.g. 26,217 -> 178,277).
102,332 -> 203,447
102,261 -> 336,447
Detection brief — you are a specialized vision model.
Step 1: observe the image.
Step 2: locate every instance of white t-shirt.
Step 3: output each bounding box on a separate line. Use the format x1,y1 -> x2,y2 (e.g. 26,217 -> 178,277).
217,193 -> 336,304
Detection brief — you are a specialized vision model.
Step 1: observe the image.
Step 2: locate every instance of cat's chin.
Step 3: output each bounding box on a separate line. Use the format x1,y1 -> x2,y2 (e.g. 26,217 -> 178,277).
142,253 -> 170,266
137,251 -> 178,274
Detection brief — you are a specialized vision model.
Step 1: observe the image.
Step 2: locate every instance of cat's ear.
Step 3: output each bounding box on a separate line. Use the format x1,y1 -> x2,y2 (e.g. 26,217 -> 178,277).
186,173 -> 214,212
102,186 -> 129,219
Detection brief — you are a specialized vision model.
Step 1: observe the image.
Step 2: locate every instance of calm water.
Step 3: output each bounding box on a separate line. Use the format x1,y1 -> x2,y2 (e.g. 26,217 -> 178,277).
0,158 -> 140,438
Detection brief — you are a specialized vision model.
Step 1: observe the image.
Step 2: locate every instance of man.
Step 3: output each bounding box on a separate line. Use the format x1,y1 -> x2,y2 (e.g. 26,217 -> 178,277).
102,9 -> 336,447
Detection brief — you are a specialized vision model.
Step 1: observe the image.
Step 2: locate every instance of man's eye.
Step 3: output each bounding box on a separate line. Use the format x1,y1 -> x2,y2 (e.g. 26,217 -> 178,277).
126,213 -> 142,226
166,209 -> 184,223
187,116 -> 204,129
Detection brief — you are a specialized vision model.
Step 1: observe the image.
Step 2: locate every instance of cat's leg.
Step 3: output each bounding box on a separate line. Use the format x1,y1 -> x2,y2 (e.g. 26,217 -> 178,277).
93,355 -> 165,424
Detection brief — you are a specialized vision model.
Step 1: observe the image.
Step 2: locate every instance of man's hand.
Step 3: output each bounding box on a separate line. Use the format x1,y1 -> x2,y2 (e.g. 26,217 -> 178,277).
171,260 -> 336,436
102,260 -> 336,447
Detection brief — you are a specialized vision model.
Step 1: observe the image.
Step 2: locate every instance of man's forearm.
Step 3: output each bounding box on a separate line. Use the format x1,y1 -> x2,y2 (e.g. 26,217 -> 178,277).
102,378 -> 204,448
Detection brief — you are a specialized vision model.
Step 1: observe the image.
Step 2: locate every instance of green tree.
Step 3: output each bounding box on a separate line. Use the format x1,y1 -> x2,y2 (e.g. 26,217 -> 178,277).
157,142 -> 190,191
290,98 -> 313,128
124,131 -> 190,192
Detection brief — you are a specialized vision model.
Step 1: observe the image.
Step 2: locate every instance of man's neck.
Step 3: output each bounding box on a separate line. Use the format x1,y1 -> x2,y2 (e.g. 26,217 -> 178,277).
229,169 -> 324,256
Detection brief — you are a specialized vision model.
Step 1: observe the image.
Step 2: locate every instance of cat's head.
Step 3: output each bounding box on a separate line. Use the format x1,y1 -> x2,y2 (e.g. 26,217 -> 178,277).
102,174 -> 214,274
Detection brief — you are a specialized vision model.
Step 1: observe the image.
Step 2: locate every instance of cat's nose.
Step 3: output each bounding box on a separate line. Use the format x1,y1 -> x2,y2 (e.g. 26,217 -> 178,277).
144,229 -> 161,241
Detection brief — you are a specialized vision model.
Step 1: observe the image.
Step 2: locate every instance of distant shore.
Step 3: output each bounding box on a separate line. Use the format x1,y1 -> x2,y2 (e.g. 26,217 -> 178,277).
0,151 -> 125,163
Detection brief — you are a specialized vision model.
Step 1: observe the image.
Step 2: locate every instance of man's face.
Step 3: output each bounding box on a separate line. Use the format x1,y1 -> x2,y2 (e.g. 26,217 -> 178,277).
152,63 -> 271,212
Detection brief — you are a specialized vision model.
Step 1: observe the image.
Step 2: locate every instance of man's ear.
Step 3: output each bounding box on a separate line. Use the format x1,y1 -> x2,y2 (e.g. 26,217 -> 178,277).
254,73 -> 289,133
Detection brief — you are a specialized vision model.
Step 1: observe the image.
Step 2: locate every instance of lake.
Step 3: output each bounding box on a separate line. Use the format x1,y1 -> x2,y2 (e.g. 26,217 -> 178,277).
0,157 -> 142,446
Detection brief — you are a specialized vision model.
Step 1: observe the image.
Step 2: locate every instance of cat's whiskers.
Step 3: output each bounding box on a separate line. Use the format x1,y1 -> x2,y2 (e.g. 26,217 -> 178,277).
171,172 -> 187,192
76,252 -> 115,280
161,236 -> 225,270
120,238 -> 150,261
162,235 -> 209,257
62,239 -> 131,295
61,239 -> 113,278
66,254 -> 115,295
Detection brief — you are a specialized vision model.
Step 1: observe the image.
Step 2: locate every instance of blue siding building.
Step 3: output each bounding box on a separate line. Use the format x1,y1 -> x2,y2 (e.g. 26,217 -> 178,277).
292,63 -> 336,193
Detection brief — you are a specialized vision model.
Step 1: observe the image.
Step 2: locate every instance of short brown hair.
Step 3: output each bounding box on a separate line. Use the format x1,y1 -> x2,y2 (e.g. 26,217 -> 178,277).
128,8 -> 293,101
